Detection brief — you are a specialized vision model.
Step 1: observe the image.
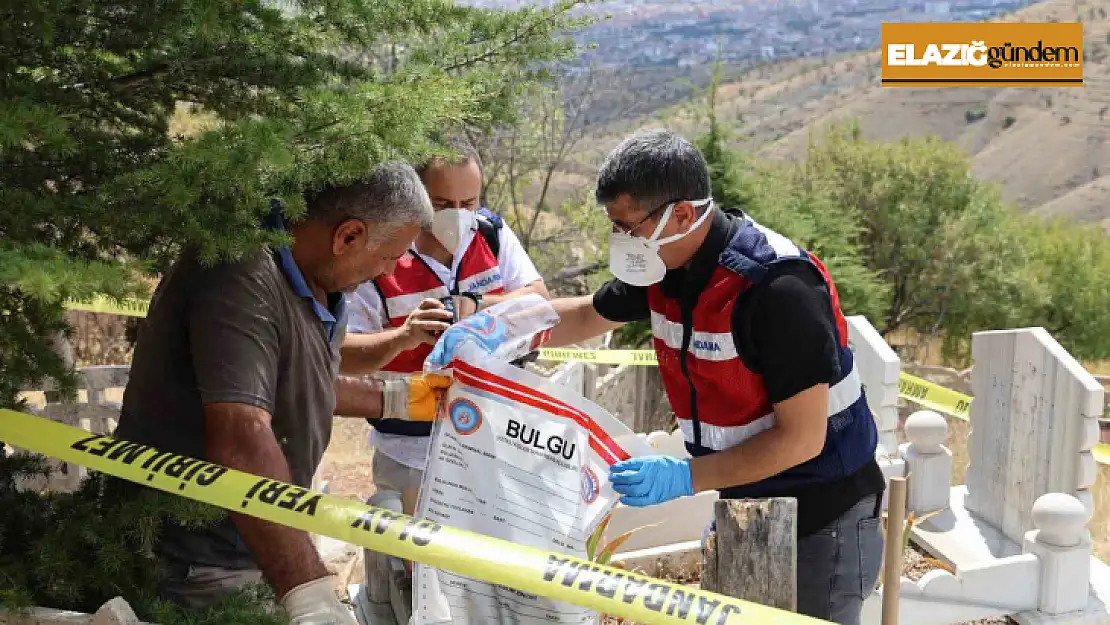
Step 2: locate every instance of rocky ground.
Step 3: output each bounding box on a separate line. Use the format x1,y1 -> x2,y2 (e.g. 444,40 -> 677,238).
316,419 -> 374,597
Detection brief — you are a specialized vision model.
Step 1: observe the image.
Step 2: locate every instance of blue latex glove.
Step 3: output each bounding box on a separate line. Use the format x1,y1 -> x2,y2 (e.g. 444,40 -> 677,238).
425,311 -> 508,369
608,455 -> 694,507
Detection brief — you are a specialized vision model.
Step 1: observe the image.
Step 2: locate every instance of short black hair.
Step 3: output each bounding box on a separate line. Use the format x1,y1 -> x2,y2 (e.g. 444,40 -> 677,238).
417,134 -> 483,180
595,128 -> 711,210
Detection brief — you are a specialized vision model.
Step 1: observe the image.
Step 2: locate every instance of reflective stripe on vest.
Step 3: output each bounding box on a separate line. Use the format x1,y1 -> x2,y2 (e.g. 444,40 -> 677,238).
647,215 -> 863,452
673,358 -> 863,451
375,233 -> 506,374
382,287 -> 452,327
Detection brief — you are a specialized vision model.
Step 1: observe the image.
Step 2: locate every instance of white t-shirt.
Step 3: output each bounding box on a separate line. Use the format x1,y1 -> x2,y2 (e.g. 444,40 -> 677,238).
346,219 -> 543,469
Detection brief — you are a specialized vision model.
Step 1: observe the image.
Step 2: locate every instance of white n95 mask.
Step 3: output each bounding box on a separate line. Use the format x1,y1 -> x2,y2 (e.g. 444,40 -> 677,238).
430,208 -> 477,253
608,198 -> 714,287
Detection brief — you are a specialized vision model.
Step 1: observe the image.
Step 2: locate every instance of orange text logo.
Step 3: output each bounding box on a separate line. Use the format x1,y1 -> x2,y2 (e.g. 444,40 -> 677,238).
881,22 -> 1083,87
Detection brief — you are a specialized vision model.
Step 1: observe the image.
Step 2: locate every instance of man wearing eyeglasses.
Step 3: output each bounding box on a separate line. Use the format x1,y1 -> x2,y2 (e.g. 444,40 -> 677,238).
430,128 -> 885,625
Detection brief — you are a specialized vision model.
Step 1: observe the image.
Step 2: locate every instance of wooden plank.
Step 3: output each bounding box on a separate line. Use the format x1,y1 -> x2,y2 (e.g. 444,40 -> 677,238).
0,600 -> 154,625
348,583 -> 398,625
700,498 -> 797,611
881,477 -> 907,625
387,558 -> 411,625
29,366 -> 130,394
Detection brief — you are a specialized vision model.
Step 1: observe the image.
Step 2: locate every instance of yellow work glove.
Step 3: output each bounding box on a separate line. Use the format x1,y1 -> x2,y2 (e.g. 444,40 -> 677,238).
381,373 -> 453,421
406,373 -> 453,421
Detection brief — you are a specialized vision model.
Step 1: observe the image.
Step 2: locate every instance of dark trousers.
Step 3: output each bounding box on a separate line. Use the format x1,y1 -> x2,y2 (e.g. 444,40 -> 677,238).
705,494 -> 883,625
159,555 -> 267,609
796,494 -> 883,625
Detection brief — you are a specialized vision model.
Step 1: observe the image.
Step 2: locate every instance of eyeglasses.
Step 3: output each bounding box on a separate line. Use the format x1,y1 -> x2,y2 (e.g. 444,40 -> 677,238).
613,199 -> 678,236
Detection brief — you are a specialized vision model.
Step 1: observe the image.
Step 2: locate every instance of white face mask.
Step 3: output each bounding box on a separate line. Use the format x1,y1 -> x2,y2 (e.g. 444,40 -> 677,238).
430,208 -> 477,253
608,198 -> 714,287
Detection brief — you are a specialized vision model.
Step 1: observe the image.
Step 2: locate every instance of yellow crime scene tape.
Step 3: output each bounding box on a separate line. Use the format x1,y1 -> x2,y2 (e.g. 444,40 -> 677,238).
0,409 -> 825,625
57,298 -> 1110,465
64,295 -> 150,317
895,372 -> 971,420
538,347 -> 660,366
535,349 -> 1110,465
895,372 -> 1110,465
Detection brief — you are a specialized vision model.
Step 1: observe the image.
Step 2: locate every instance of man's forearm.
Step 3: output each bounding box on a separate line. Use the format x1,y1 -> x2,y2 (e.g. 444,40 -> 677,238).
690,384 -> 830,492
333,375 -> 384,418
340,327 -> 411,375
688,425 -> 823,493
544,296 -> 623,347
479,280 -> 551,309
206,416 -> 327,599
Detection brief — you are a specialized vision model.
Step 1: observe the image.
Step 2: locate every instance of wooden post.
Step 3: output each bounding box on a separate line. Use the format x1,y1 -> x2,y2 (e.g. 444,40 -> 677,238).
45,330 -> 76,404
881,477 -> 908,625
700,498 -> 797,611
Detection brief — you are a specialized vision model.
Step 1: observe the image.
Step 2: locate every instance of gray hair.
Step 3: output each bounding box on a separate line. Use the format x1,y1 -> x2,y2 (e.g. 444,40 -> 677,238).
595,128 -> 711,211
305,161 -> 434,238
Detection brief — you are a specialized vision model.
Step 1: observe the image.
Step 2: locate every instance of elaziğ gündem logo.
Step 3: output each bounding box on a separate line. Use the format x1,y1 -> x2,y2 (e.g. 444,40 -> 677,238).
881,22 -> 1083,87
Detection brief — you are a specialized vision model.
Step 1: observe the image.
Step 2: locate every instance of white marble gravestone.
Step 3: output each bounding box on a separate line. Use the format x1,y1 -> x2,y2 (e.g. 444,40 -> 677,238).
963,327 -> 1103,545
846,315 -> 902,457
846,315 -> 904,511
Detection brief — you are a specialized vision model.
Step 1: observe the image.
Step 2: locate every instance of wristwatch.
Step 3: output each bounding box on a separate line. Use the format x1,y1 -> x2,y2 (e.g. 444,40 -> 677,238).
459,291 -> 482,311
438,296 -> 458,323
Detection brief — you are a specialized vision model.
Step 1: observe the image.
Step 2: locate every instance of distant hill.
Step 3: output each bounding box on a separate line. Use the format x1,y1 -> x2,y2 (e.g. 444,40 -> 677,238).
562,0 -> 1110,228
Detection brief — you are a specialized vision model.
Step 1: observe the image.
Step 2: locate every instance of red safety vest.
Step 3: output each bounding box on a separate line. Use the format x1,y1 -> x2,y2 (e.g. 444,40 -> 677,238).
648,212 -> 873,492
374,234 -> 505,373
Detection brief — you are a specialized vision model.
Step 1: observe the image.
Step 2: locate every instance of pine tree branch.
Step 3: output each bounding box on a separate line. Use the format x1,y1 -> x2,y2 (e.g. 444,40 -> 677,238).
440,9 -> 566,72
69,56 -> 222,91
550,261 -> 602,283
0,0 -> 593,432
105,64 -> 174,88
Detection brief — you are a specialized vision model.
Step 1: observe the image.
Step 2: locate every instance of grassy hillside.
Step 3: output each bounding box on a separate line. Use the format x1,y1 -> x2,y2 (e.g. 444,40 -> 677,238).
567,0 -> 1110,226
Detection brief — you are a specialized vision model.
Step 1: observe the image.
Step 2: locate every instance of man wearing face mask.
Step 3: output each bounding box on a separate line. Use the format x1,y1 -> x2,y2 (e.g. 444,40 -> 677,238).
343,137 -> 549,519
431,128 -> 884,625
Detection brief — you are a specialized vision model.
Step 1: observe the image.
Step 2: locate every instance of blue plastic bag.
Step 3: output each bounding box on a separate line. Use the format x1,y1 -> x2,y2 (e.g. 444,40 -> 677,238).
423,293 -> 559,372
425,311 -> 508,370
